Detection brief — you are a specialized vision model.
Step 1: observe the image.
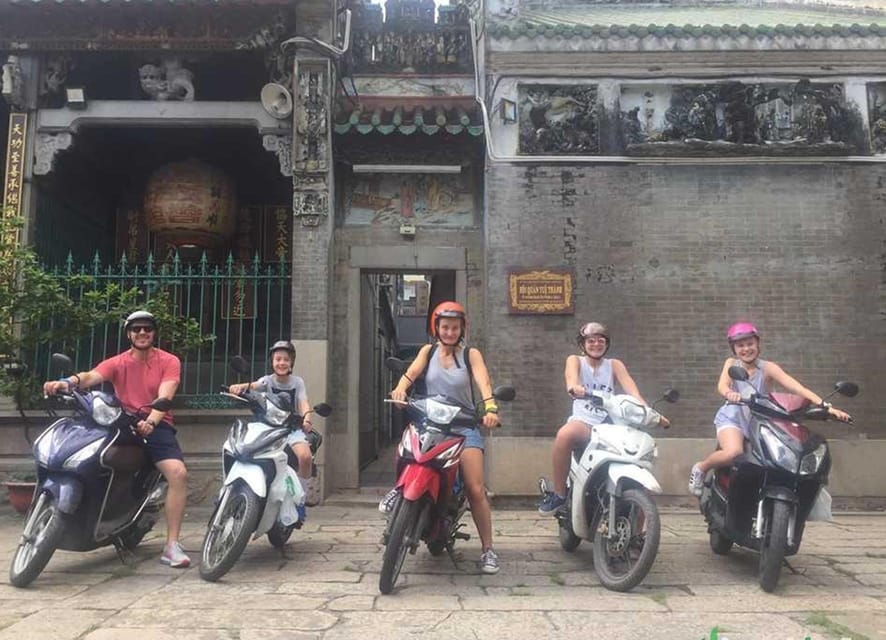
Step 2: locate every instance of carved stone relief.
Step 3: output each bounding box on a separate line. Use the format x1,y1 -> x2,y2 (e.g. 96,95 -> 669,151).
518,84 -> 599,155
292,182 -> 329,227
619,80 -> 864,156
138,58 -> 195,101
263,135 -> 293,177
1,55 -> 25,109
293,66 -> 329,173
39,55 -> 71,106
34,132 -> 74,175
868,83 -> 886,154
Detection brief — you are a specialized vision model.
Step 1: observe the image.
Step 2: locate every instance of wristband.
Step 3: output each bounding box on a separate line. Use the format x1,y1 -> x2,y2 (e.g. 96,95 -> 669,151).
484,401 -> 499,414
820,401 -> 832,409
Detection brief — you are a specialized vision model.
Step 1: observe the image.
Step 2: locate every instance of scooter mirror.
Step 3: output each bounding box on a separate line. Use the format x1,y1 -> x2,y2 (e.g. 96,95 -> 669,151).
385,357 -> 407,374
313,402 -> 333,417
663,388 -> 680,403
835,381 -> 859,398
151,398 -> 173,412
493,385 -> 516,402
230,355 -> 250,375
728,365 -> 749,382
51,353 -> 74,376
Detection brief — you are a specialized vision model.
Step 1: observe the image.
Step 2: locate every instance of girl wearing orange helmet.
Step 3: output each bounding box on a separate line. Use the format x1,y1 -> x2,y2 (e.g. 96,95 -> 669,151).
687,322 -> 852,496
387,301 -> 503,574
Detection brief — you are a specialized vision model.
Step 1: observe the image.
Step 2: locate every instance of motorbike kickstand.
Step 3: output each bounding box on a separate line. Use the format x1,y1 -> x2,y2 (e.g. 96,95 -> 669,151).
112,539 -> 137,566
783,557 -> 805,576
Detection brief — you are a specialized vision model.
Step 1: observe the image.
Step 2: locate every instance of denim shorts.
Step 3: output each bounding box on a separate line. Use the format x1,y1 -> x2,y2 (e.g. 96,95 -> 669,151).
452,426 -> 485,451
286,428 -> 308,446
144,422 -> 184,463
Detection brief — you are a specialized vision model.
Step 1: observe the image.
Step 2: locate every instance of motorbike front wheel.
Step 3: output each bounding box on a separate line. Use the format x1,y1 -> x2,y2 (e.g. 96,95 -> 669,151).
592,488 -> 661,592
379,497 -> 421,594
199,483 -> 262,582
9,492 -> 66,588
759,499 -> 790,592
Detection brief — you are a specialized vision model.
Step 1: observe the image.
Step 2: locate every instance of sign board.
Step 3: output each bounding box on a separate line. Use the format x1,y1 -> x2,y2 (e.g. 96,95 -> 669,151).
507,268 -> 574,315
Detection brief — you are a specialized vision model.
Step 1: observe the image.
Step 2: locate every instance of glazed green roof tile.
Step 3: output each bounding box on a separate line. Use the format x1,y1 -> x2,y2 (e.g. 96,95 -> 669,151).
334,104 -> 484,137
489,7 -> 886,38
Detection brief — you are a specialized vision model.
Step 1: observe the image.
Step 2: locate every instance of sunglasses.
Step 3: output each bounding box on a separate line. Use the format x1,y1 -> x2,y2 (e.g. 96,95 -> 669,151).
129,325 -> 155,334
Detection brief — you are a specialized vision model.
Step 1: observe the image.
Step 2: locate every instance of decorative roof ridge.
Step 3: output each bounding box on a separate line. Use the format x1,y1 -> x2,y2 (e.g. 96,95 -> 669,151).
488,21 -> 885,38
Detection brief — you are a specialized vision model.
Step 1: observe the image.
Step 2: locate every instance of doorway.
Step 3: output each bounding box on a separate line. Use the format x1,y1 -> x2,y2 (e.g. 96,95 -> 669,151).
357,269 -> 456,488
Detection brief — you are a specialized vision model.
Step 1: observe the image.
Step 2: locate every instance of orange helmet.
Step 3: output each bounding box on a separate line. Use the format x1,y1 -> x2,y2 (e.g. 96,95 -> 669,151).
429,301 -> 467,342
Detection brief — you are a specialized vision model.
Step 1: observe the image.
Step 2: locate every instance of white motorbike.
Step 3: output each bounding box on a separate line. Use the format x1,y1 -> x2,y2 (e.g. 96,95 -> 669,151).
200,357 -> 332,582
540,388 -> 678,591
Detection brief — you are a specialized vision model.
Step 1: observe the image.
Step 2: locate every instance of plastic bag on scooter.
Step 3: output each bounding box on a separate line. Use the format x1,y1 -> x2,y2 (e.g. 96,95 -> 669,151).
277,467 -> 306,527
807,487 -> 833,522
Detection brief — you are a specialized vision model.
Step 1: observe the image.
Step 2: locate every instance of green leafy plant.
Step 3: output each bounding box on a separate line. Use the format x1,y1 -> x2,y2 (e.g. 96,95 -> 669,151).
0,211 -> 212,407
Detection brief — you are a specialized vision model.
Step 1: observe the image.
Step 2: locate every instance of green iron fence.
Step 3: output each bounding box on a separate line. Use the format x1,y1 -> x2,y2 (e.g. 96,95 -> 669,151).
33,252 -> 291,409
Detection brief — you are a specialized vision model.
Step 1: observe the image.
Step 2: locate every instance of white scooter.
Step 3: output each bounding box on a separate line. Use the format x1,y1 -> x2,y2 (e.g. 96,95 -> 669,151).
200,357 -> 332,582
540,388 -> 677,591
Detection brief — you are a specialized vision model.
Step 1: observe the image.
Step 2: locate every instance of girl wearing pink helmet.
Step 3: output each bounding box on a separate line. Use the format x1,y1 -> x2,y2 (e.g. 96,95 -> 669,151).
688,322 -> 852,496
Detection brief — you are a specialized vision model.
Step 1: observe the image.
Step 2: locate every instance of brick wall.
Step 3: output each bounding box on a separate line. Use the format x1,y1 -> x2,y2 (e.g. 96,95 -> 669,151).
484,163 -> 886,439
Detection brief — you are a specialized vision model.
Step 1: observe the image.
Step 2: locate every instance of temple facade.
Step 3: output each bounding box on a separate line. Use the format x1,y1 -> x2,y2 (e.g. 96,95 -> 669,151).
3,0 -> 885,499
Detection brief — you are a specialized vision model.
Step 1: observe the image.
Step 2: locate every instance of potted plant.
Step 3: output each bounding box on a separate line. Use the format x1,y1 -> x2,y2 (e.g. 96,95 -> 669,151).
3,473 -> 37,515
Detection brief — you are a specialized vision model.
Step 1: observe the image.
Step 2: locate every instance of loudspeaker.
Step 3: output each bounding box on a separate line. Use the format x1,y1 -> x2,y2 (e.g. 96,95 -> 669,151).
260,83 -> 293,119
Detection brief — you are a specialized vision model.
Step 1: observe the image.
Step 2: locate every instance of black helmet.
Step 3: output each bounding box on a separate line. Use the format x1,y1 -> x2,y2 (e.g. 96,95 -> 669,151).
123,310 -> 158,333
269,340 -> 296,363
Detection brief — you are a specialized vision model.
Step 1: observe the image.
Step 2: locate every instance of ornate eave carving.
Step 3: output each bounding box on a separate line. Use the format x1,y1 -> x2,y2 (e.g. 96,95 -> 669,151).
263,134 -> 293,177
34,132 -> 73,175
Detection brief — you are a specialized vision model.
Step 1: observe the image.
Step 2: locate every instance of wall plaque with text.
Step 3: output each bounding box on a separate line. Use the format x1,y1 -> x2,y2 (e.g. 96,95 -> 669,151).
508,268 -> 574,315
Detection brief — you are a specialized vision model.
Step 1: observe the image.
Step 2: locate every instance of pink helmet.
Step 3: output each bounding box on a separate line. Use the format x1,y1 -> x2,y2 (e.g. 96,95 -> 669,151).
727,322 -> 759,344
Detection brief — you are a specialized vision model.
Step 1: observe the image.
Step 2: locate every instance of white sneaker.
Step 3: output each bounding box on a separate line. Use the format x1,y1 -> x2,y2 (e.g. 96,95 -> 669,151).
160,541 -> 191,568
688,464 -> 705,497
479,548 -> 500,575
378,488 -> 399,514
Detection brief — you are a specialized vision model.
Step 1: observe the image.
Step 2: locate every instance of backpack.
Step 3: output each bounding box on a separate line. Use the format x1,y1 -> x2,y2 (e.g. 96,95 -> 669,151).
412,343 -> 476,406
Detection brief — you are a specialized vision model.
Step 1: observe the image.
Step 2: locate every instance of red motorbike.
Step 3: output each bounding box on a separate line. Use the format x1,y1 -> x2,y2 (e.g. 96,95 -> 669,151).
378,359 -> 515,594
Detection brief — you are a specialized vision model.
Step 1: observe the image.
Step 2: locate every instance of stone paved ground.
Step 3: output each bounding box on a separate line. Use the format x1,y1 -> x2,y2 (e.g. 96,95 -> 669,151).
0,501 -> 884,640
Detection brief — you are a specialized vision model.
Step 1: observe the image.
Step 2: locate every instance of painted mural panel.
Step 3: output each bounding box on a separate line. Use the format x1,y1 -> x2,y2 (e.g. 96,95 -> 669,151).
344,172 -> 475,226
518,84 -> 599,155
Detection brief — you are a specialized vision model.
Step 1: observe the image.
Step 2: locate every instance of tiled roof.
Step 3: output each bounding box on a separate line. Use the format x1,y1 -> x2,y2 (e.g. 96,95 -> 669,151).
489,6 -> 886,38
334,104 -> 484,137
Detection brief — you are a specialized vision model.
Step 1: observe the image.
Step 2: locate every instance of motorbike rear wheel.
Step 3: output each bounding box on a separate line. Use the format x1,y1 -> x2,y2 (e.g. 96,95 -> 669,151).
379,498 -> 421,594
558,518 -> 582,552
759,499 -> 790,592
267,522 -> 294,549
592,488 -> 661,592
9,492 -> 66,588
199,483 -> 262,582
709,529 -> 733,555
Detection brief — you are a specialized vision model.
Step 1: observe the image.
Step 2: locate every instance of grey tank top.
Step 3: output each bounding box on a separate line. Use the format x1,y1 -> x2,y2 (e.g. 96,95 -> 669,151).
425,347 -> 474,410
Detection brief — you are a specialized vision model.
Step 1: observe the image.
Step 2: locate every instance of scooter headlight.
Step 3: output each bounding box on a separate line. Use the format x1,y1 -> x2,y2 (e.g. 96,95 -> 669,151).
619,399 -> 647,425
264,399 -> 290,427
63,438 -> 105,469
425,399 -> 460,425
800,443 -> 828,475
91,395 -> 122,426
33,430 -> 53,465
760,426 -> 799,473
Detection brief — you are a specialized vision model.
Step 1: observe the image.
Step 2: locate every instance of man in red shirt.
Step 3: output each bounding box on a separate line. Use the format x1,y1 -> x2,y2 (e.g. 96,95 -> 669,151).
43,310 -> 191,568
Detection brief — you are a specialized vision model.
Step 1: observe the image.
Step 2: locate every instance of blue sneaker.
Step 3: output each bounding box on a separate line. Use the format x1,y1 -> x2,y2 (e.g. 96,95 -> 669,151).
296,504 -> 307,522
537,492 -> 567,516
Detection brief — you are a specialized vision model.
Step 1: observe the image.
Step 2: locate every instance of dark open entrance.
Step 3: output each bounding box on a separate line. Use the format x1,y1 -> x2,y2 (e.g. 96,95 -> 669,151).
358,269 -> 456,488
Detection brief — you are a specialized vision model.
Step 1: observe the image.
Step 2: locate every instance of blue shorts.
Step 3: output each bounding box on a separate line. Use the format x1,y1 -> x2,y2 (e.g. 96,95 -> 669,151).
286,429 -> 308,447
452,426 -> 485,451
144,422 -> 184,463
